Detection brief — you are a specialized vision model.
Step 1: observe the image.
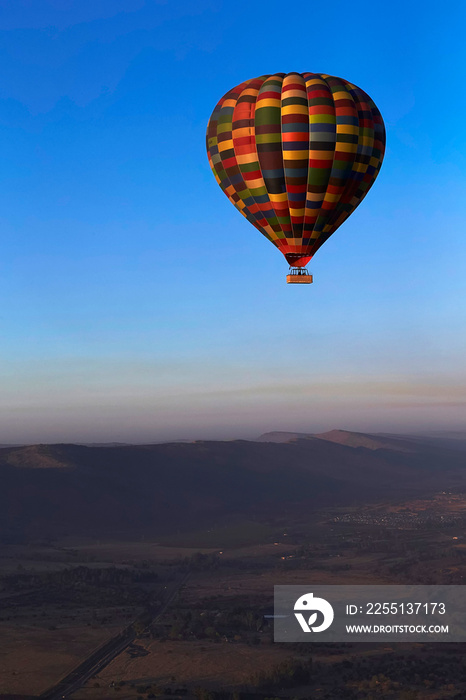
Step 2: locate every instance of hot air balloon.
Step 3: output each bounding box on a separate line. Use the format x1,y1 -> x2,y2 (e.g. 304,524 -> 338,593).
206,72 -> 385,284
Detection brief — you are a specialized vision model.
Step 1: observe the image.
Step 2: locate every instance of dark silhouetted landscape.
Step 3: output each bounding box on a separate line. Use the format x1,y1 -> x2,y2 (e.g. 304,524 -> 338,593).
2,430 -> 466,699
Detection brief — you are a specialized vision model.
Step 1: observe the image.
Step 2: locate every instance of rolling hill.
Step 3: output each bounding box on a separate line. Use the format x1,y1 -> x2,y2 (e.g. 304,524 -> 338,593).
1,432 -> 466,542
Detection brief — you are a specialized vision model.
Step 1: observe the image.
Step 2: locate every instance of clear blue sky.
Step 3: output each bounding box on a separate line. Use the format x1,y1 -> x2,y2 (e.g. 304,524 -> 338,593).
0,0 -> 465,443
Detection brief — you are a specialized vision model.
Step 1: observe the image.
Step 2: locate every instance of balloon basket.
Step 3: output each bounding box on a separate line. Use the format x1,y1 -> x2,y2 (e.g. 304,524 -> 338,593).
286,268 -> 313,284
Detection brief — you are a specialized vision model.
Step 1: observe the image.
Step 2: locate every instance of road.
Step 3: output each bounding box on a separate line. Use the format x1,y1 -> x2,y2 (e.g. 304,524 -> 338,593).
39,572 -> 189,700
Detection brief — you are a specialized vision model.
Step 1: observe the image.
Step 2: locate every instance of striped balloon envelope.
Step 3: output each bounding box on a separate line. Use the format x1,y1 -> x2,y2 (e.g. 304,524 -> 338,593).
206,72 -> 385,282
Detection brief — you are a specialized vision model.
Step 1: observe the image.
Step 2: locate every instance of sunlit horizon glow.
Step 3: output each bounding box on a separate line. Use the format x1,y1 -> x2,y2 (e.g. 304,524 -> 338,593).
0,0 -> 465,443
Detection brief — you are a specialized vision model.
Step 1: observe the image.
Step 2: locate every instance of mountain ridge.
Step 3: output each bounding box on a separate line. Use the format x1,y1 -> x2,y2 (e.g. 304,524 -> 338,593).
256,429 -> 414,451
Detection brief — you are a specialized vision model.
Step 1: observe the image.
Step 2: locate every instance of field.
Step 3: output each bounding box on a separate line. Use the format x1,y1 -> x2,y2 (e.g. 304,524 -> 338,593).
3,492 -> 466,698
73,640 -> 294,697
0,625 -> 111,696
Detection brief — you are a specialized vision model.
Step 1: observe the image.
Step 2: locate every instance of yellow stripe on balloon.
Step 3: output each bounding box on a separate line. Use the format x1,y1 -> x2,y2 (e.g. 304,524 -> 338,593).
281,104 -> 308,116
256,98 -> 281,108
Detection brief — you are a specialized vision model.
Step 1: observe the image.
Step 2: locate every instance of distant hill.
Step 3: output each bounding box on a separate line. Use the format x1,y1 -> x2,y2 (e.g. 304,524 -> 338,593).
256,431 -> 315,443
2,432 -> 466,543
3,445 -> 72,469
258,429 -> 415,451
314,429 -> 415,452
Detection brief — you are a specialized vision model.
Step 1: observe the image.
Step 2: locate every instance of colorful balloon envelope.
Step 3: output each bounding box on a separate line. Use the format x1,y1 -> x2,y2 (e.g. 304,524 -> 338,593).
206,72 -> 385,282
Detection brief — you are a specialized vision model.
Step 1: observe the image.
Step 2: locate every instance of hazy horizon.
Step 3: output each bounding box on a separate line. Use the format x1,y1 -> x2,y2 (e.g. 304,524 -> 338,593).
2,416 -> 466,446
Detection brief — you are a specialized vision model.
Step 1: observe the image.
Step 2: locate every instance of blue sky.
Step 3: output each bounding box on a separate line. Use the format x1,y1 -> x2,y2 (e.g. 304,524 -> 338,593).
0,0 -> 465,442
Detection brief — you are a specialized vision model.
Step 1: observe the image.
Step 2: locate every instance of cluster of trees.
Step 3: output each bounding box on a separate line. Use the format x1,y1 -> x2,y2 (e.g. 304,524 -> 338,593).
155,605 -> 266,642
2,564 -> 159,592
251,657 -> 313,690
133,681 -> 186,696
183,552 -> 221,571
243,646 -> 466,697
0,564 -> 164,615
